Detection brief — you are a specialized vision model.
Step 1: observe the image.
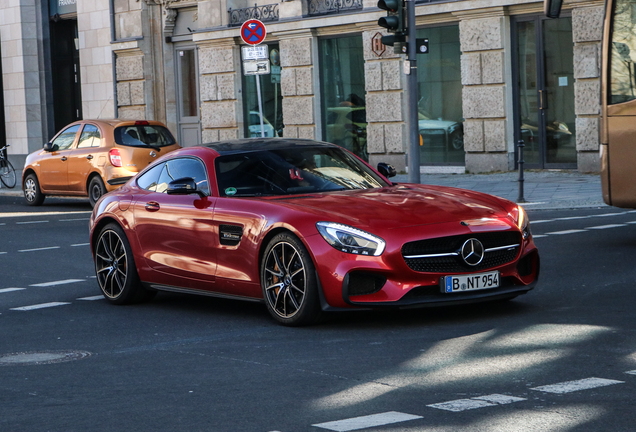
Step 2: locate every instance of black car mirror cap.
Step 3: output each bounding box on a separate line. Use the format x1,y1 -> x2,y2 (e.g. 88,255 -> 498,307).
166,177 -> 202,196
377,163 -> 397,178
43,142 -> 58,152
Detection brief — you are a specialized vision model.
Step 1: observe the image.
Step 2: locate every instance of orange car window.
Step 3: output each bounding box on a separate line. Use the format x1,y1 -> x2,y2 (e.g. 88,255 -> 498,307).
77,124 -> 101,149
52,125 -> 81,151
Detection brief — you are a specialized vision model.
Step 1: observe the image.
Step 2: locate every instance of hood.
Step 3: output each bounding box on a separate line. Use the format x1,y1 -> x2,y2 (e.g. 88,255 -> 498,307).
273,184 -> 513,231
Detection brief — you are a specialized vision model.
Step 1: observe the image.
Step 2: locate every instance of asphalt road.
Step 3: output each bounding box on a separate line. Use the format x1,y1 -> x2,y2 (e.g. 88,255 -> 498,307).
1,197 -> 636,431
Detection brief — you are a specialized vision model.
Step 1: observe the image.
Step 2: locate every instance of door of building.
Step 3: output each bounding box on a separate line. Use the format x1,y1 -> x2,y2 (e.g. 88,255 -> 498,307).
513,16 -> 576,169
175,46 -> 201,147
50,19 -> 82,132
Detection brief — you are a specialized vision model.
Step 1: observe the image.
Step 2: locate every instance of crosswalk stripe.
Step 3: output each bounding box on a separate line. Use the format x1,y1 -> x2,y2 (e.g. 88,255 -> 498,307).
313,412 -> 422,431
530,377 -> 624,394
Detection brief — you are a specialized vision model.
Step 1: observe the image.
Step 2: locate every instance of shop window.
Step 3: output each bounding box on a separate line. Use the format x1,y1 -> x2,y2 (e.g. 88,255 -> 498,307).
319,36 -> 367,161
416,25 -> 465,165
242,44 -> 284,138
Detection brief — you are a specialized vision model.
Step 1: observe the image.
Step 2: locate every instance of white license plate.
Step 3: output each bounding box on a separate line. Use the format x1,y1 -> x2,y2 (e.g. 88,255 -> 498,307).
442,271 -> 500,293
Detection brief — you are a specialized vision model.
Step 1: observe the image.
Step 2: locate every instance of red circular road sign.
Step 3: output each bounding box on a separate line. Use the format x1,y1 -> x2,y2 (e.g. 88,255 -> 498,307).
240,19 -> 267,46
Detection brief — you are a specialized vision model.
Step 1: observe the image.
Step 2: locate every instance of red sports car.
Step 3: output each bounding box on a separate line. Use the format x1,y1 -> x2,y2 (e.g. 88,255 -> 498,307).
89,139 -> 539,326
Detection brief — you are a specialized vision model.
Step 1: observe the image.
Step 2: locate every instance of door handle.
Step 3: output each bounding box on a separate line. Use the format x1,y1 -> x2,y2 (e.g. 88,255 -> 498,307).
145,201 -> 160,212
86,155 -> 93,160
538,90 -> 547,110
61,156 -> 68,162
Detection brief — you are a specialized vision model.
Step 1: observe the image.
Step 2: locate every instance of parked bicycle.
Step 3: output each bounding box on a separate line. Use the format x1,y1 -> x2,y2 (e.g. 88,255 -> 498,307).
0,144 -> 16,188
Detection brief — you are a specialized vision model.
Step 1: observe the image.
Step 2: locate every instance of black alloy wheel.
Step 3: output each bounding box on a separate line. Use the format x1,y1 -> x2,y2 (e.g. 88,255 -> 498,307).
261,233 -> 321,326
94,223 -> 155,304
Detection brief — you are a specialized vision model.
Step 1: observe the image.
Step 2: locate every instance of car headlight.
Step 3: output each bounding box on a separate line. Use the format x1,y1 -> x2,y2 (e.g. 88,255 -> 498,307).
316,222 -> 385,256
511,205 -> 531,239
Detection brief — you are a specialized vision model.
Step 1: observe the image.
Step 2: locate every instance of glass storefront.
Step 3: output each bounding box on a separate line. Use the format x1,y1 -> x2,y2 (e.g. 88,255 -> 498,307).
242,44 -> 284,138
416,25 -> 465,165
319,36 -> 367,160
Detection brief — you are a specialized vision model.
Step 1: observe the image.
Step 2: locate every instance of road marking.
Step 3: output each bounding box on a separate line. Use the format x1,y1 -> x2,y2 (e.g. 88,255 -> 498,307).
312,412 -> 422,431
531,377 -> 624,394
71,243 -> 90,247
10,302 -> 71,311
545,229 -> 588,235
0,211 -> 92,219
60,218 -> 90,222
0,223 -> 5,226
586,224 -> 627,230
0,288 -> 26,293
0,251 -> 6,255
428,394 -> 526,412
30,279 -> 84,287
532,234 -> 548,238
18,246 -> 60,252
77,295 -> 103,301
16,220 -> 49,225
625,370 -> 636,375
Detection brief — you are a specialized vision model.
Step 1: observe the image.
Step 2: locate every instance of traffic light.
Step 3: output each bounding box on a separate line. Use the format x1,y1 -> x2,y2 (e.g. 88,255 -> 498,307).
377,0 -> 405,34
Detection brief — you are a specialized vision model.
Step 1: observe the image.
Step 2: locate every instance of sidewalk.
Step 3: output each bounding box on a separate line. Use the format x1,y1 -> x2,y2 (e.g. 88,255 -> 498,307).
0,170 -> 606,210
393,170 -> 605,210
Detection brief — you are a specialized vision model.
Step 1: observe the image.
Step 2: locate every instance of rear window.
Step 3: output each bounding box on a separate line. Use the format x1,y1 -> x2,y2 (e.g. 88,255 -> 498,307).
114,125 -> 176,148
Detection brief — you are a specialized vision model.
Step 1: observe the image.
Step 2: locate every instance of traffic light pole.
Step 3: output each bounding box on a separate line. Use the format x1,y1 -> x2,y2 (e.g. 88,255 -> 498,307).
406,0 -> 420,184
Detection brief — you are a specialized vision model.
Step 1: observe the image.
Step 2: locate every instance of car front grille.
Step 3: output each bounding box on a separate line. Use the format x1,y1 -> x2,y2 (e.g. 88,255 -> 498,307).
402,231 -> 521,273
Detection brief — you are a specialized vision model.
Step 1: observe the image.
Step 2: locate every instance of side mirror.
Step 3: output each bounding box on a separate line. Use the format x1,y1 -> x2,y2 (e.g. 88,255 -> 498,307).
377,163 -> 397,178
544,0 -> 563,18
43,142 -> 58,152
167,177 -> 200,195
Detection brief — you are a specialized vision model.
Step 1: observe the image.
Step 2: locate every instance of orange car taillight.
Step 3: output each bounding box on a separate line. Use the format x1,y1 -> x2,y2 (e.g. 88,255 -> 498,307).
109,148 -> 122,167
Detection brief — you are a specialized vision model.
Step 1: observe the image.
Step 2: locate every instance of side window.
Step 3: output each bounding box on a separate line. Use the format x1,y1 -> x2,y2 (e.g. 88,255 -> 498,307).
136,163 -> 165,192
610,0 -> 636,104
77,124 -> 102,149
152,158 -> 210,195
51,125 -> 81,151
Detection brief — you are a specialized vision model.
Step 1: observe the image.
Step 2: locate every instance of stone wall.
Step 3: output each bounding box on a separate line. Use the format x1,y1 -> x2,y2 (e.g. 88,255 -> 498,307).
115,49 -> 146,119
363,29 -> 406,171
199,42 -> 240,141
280,33 -> 316,140
77,0 -> 115,119
572,5 -> 604,173
0,0 -> 43,155
459,14 -> 510,173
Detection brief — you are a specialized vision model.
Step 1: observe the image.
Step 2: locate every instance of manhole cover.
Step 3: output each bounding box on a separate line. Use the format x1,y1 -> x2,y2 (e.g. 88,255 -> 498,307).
0,350 -> 92,366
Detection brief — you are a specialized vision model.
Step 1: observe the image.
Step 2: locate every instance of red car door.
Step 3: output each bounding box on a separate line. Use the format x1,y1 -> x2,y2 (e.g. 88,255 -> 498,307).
132,158 -> 217,283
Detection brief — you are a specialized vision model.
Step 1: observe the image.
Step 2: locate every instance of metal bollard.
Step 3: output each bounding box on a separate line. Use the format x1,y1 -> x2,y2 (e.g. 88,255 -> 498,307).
517,139 -> 526,203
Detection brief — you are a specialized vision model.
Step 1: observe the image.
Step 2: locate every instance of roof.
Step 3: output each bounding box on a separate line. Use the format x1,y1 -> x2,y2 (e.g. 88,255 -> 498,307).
202,138 -> 338,155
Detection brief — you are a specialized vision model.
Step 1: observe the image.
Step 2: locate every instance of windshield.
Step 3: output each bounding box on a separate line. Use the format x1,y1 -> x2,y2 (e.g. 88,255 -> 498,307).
114,125 -> 176,148
215,146 -> 389,197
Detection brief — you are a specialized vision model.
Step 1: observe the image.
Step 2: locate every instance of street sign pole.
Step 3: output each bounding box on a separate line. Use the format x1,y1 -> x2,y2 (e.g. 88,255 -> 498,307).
256,75 -> 265,137
406,0 -> 420,183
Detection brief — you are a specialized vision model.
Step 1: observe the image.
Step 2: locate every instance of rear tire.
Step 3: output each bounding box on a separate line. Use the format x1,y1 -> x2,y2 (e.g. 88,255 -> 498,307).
23,173 -> 45,206
88,176 -> 106,208
0,159 -> 16,188
94,223 -> 155,304
261,233 -> 321,326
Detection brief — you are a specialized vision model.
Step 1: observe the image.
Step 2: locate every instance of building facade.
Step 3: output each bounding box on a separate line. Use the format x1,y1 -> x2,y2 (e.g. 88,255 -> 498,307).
1,0 -> 603,174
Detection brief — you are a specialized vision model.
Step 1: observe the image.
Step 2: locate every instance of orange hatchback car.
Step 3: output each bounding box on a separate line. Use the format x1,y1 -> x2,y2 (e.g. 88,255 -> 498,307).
22,120 -> 181,207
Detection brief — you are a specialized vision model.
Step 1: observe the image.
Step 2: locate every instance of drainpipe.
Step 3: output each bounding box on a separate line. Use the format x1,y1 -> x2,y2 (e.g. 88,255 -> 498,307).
109,0 -> 118,118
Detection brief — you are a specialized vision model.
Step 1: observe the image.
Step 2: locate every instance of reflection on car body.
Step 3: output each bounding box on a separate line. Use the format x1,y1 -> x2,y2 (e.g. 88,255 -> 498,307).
89,138 -> 539,326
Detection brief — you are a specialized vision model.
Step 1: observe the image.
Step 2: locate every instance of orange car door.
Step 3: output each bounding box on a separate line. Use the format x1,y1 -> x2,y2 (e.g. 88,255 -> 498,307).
68,124 -> 102,192
38,124 -> 81,192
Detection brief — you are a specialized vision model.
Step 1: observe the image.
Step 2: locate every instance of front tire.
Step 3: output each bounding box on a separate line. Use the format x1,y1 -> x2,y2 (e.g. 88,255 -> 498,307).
261,233 -> 321,326
88,176 -> 106,208
94,223 -> 155,304
23,173 -> 45,206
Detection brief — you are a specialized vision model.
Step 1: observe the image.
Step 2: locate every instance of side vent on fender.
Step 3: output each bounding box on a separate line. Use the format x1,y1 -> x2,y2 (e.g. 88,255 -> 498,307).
219,224 -> 243,246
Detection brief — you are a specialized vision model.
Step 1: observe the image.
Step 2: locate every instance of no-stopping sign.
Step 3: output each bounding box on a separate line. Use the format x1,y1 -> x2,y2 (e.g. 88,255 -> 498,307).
240,19 -> 267,46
